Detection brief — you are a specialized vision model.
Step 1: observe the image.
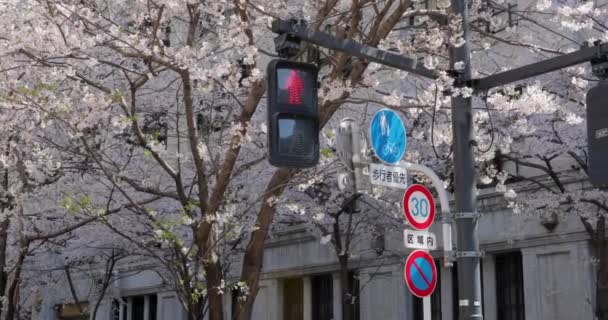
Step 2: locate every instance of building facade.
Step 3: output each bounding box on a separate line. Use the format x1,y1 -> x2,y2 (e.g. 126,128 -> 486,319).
35,182 -> 597,320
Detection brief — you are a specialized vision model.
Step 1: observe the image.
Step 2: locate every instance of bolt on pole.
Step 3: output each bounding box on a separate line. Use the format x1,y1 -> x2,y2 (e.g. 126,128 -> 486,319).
449,0 -> 484,318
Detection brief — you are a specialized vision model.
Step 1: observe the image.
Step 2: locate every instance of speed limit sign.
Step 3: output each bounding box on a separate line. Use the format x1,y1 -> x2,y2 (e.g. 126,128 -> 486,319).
402,184 -> 435,230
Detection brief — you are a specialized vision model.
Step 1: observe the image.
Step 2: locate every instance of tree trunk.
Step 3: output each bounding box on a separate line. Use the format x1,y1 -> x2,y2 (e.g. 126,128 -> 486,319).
203,260 -> 224,320
64,266 -> 85,314
0,157 -> 8,320
235,168 -> 292,320
186,295 -> 196,320
186,298 -> 206,320
5,243 -> 27,320
0,218 -> 10,319
597,216 -> 608,320
235,96 -> 353,320
232,16 -> 403,312
91,255 -> 119,319
195,299 -> 207,320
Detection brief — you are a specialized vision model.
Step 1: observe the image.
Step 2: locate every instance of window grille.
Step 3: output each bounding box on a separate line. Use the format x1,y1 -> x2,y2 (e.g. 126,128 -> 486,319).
495,251 -> 525,320
312,274 -> 333,320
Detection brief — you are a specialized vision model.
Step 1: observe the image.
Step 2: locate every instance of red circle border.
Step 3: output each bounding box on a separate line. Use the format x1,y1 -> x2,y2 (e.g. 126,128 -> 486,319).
404,250 -> 437,298
402,184 -> 436,230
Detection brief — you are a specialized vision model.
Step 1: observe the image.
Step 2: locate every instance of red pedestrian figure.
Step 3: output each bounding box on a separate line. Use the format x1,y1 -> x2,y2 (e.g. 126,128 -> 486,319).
285,70 -> 304,105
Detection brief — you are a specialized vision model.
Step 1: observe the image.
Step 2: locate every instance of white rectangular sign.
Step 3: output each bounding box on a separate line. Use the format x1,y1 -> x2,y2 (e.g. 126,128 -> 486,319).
404,229 -> 437,250
369,163 -> 407,189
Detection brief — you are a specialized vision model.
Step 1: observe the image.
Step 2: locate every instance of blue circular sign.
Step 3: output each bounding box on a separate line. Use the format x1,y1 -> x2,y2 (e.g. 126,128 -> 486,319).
404,250 -> 437,298
369,109 -> 407,164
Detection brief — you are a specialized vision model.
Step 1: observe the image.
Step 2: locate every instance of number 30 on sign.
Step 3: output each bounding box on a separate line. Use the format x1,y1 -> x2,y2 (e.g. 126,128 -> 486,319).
402,184 -> 435,230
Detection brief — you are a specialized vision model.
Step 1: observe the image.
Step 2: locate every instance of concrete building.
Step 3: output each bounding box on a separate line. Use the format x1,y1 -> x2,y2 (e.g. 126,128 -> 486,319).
37,176 -> 597,320
233,184 -> 596,320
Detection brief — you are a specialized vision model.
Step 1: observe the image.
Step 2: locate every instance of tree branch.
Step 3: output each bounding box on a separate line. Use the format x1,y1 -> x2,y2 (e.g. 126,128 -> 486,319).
64,265 -> 85,314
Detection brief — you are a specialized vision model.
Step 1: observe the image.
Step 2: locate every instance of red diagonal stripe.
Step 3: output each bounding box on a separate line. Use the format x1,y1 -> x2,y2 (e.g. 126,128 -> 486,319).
412,259 -> 432,288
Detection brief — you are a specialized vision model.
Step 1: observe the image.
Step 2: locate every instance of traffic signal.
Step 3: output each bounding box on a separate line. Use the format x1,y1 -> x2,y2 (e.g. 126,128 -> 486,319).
586,80 -> 608,186
267,59 -> 319,168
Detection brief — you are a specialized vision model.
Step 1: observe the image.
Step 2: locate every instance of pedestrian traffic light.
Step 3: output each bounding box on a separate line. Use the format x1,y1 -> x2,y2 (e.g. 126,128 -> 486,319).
586,80 -> 608,187
267,59 -> 319,168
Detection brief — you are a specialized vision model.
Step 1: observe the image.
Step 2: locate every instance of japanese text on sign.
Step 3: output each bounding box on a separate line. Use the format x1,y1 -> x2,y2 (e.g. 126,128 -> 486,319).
403,229 -> 437,250
369,163 -> 408,189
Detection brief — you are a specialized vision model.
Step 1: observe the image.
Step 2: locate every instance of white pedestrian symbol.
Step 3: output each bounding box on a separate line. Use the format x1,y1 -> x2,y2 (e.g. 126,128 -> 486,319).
380,112 -> 390,136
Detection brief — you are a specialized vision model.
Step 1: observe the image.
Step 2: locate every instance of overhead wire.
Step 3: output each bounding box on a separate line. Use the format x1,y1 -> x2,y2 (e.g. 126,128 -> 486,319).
430,84 -> 453,160
308,0 -> 392,25
476,90 -> 496,153
487,0 -> 582,46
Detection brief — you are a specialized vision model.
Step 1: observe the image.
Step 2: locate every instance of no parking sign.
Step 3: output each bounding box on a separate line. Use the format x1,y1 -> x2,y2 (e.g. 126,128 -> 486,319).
404,250 -> 437,298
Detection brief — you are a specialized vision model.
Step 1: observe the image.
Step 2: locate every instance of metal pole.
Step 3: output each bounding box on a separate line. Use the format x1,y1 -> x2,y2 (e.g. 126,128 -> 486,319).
449,0 -> 483,318
423,296 -> 432,320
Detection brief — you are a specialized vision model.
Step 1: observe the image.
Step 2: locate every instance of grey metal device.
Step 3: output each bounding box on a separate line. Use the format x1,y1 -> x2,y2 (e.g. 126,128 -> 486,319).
586,80 -> 608,187
335,118 -> 372,193
336,119 -> 356,191
336,118 -> 357,170
267,59 -> 319,168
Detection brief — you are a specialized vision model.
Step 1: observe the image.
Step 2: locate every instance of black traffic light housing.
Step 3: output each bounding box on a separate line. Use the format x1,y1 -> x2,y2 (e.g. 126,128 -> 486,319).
267,59 -> 319,168
586,79 -> 608,187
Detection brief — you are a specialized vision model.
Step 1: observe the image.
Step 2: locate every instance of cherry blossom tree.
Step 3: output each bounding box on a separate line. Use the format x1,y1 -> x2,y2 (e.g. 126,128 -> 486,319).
1,0 -> 608,319
0,1 -> 432,319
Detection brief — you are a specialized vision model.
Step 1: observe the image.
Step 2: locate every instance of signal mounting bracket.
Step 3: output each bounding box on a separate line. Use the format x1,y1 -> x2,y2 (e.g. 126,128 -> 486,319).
273,19 -> 307,59
590,41 -> 608,79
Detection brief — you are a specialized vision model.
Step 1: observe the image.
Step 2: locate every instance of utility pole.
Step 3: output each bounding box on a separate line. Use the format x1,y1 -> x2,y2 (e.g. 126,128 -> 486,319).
448,0 -> 484,318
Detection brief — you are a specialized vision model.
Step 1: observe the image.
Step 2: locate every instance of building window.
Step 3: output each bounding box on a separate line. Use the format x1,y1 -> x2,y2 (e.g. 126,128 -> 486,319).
312,274 -> 334,320
283,278 -> 304,320
281,273 -> 357,320
111,299 -> 125,320
110,294 -> 157,320
231,288 -> 239,319
132,296 -> 145,320
495,252 -> 525,320
56,302 -> 89,320
431,261 -> 442,320
346,271 -> 360,320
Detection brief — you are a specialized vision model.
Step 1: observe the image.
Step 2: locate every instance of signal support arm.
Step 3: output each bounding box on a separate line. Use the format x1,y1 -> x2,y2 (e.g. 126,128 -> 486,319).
471,41 -> 608,91
272,18 -> 608,90
272,19 -> 439,79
